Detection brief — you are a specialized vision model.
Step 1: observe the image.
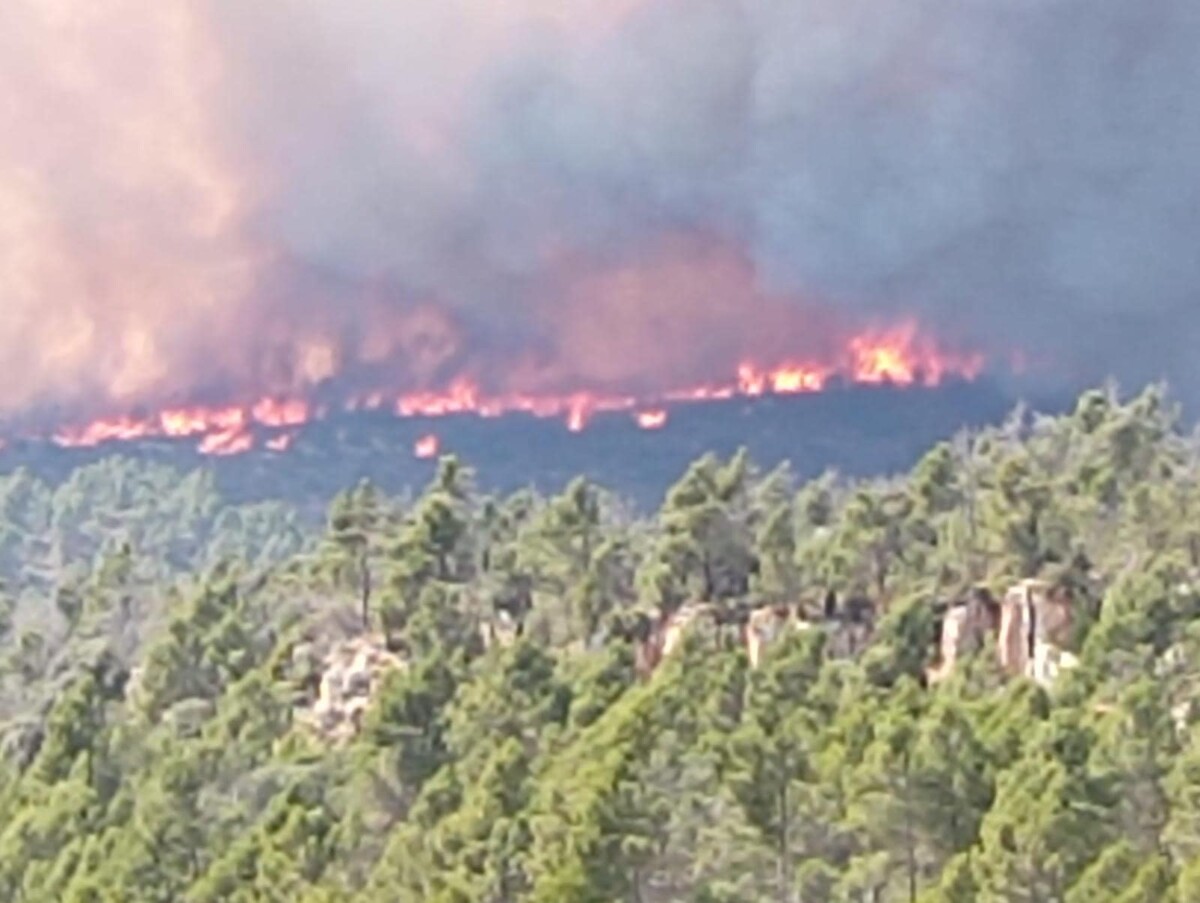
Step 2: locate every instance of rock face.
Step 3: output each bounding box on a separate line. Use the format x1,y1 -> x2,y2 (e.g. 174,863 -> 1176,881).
628,600 -> 826,675
744,604 -> 814,669
932,579 -> 1078,687
662,603 -> 711,659
745,606 -> 789,670
295,635 -> 405,744
480,609 -> 522,650
1030,640 -> 1079,687
620,578 -> 1078,689
632,603 -> 716,677
1000,579 -> 1076,685
124,665 -> 146,708
997,590 -> 1029,679
926,589 -> 1000,685
623,593 -> 877,677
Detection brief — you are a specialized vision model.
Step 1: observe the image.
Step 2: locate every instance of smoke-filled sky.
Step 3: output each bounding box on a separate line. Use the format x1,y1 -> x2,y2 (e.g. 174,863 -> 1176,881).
2,0 -> 1199,420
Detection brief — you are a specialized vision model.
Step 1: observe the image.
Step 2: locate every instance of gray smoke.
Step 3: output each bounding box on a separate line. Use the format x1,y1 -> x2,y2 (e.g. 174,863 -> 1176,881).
217,0 -> 1200,386
2,0 -> 1198,416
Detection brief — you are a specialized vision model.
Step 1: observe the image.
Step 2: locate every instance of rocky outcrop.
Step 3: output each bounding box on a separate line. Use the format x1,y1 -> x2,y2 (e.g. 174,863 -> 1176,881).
295,634 -> 405,744
745,604 -> 814,669
745,605 -> 788,670
926,590 -> 1000,685
480,609 -> 523,650
661,603 -> 711,659
997,590 -> 1028,679
615,591 -> 879,677
999,579 -> 1076,686
1029,640 -> 1079,687
630,603 -> 716,677
124,664 -> 146,708
622,599 -> 834,675
931,579 -> 1078,688
615,579 -> 1078,689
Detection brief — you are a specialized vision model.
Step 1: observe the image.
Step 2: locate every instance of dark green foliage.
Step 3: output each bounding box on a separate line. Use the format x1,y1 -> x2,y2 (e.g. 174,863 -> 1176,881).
0,384 -> 1198,900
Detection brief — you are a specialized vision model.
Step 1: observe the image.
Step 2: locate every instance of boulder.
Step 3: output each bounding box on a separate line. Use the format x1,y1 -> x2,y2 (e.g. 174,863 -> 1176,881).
295,634 -> 405,744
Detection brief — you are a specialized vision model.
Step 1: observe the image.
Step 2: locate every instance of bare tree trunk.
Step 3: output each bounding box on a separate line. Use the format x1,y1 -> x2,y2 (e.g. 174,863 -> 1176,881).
359,552 -> 371,631
778,781 -> 794,903
902,760 -> 918,903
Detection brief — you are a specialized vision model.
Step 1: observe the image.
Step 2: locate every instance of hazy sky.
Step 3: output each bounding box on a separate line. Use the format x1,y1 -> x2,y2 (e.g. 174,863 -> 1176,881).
2,0 -> 1197,419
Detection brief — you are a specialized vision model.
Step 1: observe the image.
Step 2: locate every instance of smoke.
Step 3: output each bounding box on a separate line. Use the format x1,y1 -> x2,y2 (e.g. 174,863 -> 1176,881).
2,0 -> 1199,421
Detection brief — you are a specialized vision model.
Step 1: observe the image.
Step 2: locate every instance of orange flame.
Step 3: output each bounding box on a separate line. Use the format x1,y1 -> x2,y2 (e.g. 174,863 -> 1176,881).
29,323 -> 985,457
198,428 -> 254,456
252,398 -> 311,428
414,434 -> 440,459
635,409 -> 668,430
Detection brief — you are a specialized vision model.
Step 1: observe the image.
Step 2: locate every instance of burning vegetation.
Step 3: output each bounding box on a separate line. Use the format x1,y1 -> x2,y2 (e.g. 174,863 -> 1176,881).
8,321 -> 984,458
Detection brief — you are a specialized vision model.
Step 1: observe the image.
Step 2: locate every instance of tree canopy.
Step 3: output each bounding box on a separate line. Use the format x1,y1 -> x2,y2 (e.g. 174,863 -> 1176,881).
0,384 -> 1198,900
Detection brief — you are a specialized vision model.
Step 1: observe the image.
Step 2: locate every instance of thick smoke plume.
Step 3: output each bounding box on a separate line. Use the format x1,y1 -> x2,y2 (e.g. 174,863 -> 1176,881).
2,0 -> 1198,423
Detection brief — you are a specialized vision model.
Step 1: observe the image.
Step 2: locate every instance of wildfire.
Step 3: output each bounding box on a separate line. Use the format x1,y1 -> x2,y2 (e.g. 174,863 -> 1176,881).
636,409 -> 668,430
414,434 -> 441,459
21,324 -> 985,457
735,363 -> 826,397
198,428 -> 254,457
252,398 -> 311,428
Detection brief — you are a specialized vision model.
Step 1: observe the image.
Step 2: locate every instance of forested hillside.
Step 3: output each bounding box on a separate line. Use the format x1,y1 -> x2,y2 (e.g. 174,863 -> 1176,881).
2,384 -> 1200,901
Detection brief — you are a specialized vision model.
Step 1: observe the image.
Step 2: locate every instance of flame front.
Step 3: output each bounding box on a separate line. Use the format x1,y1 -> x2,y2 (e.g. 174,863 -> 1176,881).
22,323 -> 984,457
0,7 -> 992,451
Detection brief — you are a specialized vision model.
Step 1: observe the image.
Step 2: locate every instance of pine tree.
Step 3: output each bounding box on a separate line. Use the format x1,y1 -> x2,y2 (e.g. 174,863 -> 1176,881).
974,749 -> 1110,902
